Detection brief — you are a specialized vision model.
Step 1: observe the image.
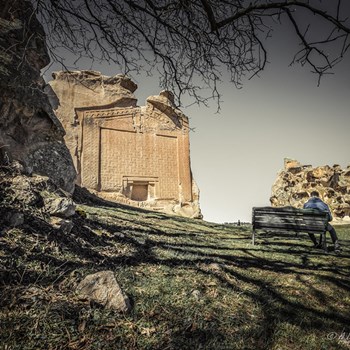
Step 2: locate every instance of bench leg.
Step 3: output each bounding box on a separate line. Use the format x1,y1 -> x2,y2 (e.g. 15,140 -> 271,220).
252,229 -> 255,245
321,231 -> 327,253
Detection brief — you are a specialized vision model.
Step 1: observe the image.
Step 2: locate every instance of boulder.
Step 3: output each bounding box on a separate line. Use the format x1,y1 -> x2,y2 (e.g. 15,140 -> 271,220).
44,197 -> 76,218
76,271 -> 131,313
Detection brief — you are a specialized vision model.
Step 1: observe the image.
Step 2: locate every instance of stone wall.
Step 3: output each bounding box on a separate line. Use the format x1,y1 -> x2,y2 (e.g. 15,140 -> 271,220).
270,158 -> 350,222
0,0 -> 76,193
48,71 -> 201,218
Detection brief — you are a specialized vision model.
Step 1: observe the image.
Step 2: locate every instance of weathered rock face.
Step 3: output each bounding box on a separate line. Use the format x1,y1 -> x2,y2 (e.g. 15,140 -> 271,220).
48,71 -> 201,218
270,158 -> 350,222
0,1 -> 76,193
46,70 -> 138,172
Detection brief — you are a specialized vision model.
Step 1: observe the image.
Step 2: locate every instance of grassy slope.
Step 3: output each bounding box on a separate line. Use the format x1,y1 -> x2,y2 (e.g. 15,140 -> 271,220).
0,189 -> 349,350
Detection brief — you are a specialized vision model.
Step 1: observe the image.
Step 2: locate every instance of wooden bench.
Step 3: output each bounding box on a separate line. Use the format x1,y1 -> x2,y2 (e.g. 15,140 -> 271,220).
252,206 -> 329,252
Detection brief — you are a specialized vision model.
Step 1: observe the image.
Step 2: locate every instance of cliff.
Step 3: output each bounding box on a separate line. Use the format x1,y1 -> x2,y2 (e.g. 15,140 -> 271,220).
0,0 -> 76,193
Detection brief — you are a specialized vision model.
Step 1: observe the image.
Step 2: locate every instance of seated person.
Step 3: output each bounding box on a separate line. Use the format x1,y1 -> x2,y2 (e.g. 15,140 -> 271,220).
303,191 -> 341,253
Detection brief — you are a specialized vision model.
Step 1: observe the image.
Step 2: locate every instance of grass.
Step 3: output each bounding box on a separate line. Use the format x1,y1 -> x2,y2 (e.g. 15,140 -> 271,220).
0,188 -> 350,350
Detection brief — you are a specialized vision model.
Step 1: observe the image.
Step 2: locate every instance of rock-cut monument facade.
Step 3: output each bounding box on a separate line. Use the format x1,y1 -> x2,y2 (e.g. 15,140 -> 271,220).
47,71 -> 201,218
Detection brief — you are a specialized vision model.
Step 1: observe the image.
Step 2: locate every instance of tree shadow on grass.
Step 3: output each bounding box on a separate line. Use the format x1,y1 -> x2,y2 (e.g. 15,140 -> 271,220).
1,191 -> 350,349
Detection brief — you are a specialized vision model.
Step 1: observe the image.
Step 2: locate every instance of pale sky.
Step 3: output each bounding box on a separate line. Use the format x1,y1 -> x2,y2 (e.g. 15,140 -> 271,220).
185,30 -> 350,223
44,5 -> 350,223
187,64 -> 350,223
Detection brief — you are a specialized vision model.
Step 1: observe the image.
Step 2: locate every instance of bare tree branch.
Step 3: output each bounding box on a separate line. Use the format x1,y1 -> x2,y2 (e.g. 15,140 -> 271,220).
27,0 -> 350,108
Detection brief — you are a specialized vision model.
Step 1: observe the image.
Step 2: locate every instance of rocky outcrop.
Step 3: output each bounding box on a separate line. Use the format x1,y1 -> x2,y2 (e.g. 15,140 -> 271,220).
0,0 -> 76,193
0,165 -> 75,230
48,71 -> 201,218
270,158 -> 350,222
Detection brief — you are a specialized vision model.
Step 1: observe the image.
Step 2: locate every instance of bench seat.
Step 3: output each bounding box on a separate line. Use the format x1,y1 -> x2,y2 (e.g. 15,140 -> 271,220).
252,206 -> 329,251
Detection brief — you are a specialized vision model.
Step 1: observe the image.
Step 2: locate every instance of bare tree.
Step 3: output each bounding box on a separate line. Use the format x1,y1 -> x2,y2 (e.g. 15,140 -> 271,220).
30,0 -> 350,106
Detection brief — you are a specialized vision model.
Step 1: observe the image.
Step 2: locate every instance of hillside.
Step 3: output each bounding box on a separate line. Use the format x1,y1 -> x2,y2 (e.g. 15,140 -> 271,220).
1,167 -> 350,350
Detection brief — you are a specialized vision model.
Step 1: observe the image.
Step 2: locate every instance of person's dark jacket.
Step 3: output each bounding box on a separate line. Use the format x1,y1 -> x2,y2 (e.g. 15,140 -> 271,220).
303,197 -> 333,221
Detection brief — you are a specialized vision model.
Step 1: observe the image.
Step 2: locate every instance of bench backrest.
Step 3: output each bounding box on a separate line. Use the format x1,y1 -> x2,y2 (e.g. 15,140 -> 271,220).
252,206 -> 328,233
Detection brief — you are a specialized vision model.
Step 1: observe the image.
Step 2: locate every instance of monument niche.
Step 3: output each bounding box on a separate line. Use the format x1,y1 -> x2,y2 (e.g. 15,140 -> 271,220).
48,71 -> 201,218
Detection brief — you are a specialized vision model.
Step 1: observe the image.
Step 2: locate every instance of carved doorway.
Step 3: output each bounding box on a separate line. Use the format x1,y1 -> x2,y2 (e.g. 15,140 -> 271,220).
131,183 -> 149,201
